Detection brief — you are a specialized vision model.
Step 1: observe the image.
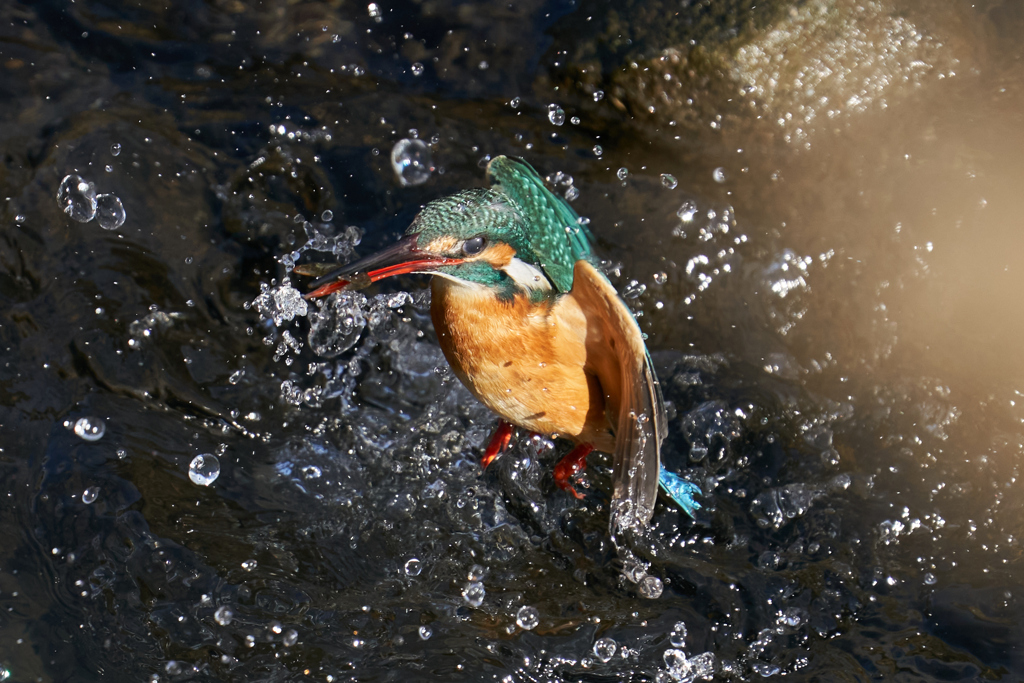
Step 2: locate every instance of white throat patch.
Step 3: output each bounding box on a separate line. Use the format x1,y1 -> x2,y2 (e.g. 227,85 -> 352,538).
502,257 -> 553,293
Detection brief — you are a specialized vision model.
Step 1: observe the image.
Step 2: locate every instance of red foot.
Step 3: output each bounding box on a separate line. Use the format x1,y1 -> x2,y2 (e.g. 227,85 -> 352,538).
480,420 -> 515,469
554,443 -> 595,499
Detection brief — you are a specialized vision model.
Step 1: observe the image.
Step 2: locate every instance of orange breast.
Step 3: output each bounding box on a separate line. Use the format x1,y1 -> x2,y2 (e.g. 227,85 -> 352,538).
430,277 -> 615,451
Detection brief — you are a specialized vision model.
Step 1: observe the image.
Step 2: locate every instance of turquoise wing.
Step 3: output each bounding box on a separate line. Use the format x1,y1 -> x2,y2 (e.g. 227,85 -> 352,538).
486,156 -> 594,293
659,468 -> 702,519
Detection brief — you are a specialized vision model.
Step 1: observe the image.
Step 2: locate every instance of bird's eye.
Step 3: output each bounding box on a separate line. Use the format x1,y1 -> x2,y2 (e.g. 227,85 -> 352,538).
462,236 -> 487,256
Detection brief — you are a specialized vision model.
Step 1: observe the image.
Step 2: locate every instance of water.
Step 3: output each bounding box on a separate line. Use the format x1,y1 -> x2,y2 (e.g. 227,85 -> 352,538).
72,417 -> 105,442
390,138 -> 434,186
95,194 -> 126,230
187,454 -> 221,486
515,605 -> 540,630
1,0 -> 1023,681
56,174 -> 97,222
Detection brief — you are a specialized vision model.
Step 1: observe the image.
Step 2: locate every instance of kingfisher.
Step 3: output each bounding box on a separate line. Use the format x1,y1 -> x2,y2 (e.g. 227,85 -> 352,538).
298,156 -> 700,531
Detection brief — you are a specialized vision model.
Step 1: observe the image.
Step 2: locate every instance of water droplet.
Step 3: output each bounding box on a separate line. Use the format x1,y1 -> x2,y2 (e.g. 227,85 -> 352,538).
301,465 -> 322,479
0,665 -> 10,681
670,621 -> 687,648
214,605 -> 233,625
478,60 -> 489,70
639,574 -> 663,599
57,174 -> 97,222
419,625 -> 432,640
713,167 -> 727,183
82,486 -> 100,504
110,143 -> 121,157
547,104 -> 565,126
241,559 -> 257,571
653,271 -> 668,285
73,417 -> 105,442
593,637 -> 617,663
593,145 -> 603,157
622,280 -> 646,299
510,97 -> 520,109
677,201 -> 698,222
515,606 -> 539,630
165,661 -> 182,676
367,2 -> 382,20
95,194 -> 126,230
661,173 -> 678,189
390,138 -> 434,187
462,581 -> 485,607
467,564 -> 486,581
283,629 -> 298,646
616,167 -> 629,181
321,209 -> 333,222
924,572 -> 937,585
188,454 -> 220,486
404,558 -> 423,577
410,62 -> 424,76
593,90 -> 605,102
570,116 -> 581,125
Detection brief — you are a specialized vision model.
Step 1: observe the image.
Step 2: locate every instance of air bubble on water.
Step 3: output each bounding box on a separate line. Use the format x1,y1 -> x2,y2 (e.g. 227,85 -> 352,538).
752,662 -> 781,677
676,201 -> 698,223
165,661 -> 182,676
593,90 -> 605,102
57,174 -> 97,222
110,143 -> 121,156
241,559 -> 257,571
462,581 -> 485,607
404,558 -> 423,577
214,605 -> 233,625
638,575 -> 663,599
95,194 -> 126,230
82,486 -> 100,504
390,138 -> 434,187
321,210 -> 333,222
73,417 -> 105,442
510,96 -> 520,109
547,104 -> 565,126
661,174 -> 678,189
616,167 -> 629,181
116,449 -> 127,459
419,625 -> 432,640
283,629 -> 298,646
188,454 -> 220,486
593,637 -> 617,663
564,186 -> 580,201
593,145 -> 603,157
622,280 -> 646,299
924,572 -> 937,585
515,605 -> 539,630
570,116 -> 581,125
410,62 -> 424,76
467,564 -> 487,581
712,167 -> 727,183
653,271 -> 668,285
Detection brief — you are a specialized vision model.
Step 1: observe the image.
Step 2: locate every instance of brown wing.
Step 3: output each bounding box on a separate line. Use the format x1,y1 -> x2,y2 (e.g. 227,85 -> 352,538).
570,260 -> 666,529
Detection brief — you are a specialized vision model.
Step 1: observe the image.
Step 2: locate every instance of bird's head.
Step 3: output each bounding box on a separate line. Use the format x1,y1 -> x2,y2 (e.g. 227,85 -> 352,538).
306,188 -> 553,299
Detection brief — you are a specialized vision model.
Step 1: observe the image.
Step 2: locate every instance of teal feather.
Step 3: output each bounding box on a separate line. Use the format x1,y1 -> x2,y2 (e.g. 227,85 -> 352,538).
486,156 -> 595,293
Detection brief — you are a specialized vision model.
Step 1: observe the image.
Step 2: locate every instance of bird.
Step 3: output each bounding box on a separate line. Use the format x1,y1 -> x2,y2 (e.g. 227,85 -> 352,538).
298,156 -> 700,532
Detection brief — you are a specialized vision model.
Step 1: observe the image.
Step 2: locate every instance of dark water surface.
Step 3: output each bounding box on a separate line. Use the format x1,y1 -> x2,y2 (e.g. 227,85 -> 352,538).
2,0 -> 1023,680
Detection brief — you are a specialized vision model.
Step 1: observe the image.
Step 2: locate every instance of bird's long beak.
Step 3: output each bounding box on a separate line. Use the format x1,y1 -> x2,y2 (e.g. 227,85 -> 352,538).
305,234 -> 462,299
